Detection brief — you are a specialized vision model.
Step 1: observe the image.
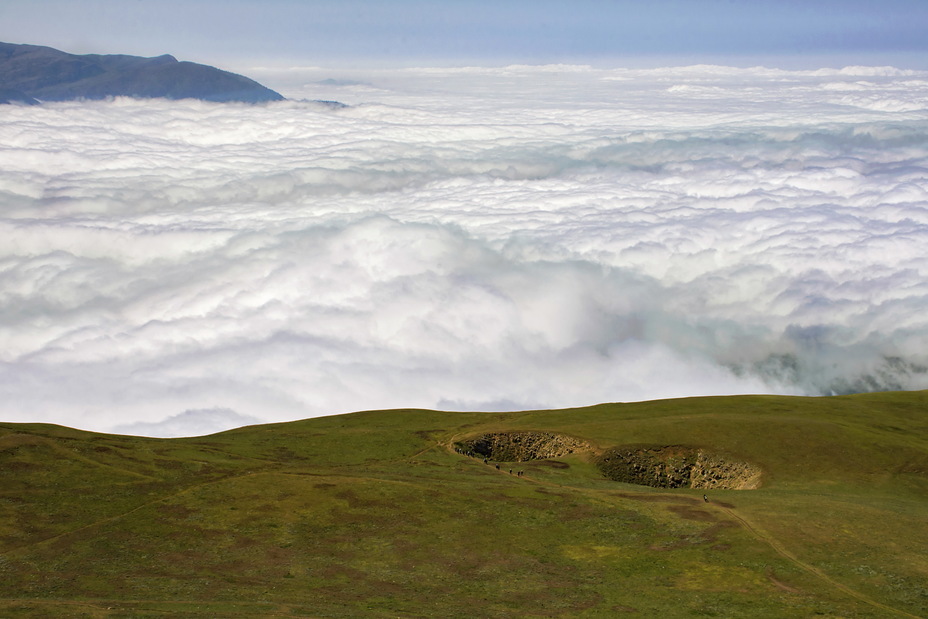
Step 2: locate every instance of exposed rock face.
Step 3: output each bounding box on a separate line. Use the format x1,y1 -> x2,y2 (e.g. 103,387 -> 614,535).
596,445 -> 762,490
456,432 -> 762,490
457,432 -> 592,462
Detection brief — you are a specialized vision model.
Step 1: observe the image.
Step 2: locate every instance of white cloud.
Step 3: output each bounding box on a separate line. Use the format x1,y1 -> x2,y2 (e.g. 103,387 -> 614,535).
1,65 -> 927,436
111,408 -> 264,438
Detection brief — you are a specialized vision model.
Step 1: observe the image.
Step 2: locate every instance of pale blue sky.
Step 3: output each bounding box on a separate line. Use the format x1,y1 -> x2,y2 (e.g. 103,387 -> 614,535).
1,0 -> 927,68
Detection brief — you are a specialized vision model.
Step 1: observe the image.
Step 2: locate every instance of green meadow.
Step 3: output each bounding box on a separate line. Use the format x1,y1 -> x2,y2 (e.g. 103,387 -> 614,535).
1,391 -> 926,617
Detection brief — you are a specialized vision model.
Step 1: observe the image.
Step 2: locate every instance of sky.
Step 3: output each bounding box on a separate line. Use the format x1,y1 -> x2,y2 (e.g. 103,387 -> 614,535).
2,0 -> 928,69
2,3 -> 928,437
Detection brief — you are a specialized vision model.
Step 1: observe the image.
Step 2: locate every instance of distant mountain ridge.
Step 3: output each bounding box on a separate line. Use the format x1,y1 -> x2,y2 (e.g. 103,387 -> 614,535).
0,41 -> 284,104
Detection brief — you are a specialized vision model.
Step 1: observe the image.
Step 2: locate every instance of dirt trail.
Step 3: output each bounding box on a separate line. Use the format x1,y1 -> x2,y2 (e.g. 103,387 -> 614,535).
1,433 -> 158,482
452,445 -> 921,619
712,504 -> 921,619
1,472 -> 253,557
0,597 -> 301,617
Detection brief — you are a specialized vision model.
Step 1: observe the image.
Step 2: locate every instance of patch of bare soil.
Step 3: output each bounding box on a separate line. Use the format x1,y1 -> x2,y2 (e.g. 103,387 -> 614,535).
766,569 -> 802,594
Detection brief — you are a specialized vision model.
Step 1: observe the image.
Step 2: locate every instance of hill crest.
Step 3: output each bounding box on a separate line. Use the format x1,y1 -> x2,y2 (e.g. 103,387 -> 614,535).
1,392 -> 926,617
0,41 -> 284,103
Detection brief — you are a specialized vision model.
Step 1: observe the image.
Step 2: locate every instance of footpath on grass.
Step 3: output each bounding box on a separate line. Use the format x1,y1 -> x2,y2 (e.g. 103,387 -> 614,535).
447,441 -> 921,619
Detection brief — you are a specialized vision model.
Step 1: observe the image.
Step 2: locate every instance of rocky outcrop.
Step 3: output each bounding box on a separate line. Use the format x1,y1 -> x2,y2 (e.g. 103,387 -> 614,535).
455,432 -> 762,490
596,445 -> 762,490
456,432 -> 592,462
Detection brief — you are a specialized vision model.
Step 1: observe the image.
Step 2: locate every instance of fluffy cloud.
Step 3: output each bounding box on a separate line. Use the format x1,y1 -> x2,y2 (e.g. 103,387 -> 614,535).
111,408 -> 264,438
1,64 -> 927,436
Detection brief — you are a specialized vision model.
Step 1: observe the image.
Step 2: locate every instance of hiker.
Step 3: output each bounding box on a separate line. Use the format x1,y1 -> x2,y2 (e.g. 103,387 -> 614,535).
495,464 -> 500,470
703,494 -> 709,502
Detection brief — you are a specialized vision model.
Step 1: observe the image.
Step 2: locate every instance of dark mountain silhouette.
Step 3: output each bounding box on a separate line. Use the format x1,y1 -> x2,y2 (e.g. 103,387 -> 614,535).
0,86 -> 38,105
0,42 -> 284,103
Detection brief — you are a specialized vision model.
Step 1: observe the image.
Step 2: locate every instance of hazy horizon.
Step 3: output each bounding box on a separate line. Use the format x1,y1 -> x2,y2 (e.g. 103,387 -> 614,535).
2,3 -> 927,437
3,0 -> 928,71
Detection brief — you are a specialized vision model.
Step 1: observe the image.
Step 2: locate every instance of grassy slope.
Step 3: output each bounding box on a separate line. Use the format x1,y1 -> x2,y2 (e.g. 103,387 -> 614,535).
1,392 -> 926,618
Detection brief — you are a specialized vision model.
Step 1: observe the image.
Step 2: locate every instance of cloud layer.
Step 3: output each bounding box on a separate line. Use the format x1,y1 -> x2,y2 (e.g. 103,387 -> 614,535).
2,65 -> 927,435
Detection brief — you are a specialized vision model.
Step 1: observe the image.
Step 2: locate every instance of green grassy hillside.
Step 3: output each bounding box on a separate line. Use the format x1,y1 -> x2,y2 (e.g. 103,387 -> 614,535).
1,392 -> 927,617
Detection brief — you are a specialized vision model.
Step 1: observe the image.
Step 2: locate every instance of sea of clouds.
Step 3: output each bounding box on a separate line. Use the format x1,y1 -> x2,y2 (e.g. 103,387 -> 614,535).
1,64 -> 927,436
